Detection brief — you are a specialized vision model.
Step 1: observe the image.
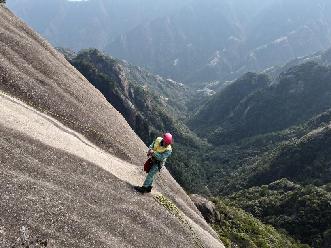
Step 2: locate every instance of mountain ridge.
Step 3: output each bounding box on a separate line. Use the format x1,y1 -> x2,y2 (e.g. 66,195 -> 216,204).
189,61 -> 331,145
9,0 -> 331,85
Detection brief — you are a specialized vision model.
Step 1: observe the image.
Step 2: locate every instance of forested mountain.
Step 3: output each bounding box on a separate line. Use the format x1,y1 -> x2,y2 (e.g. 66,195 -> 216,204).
183,49 -> 331,246
248,124 -> 331,187
189,61 -> 331,145
211,197 -> 308,248
227,180 -> 331,247
8,0 -> 331,85
211,108 -> 331,248
265,47 -> 331,80
188,72 -> 270,142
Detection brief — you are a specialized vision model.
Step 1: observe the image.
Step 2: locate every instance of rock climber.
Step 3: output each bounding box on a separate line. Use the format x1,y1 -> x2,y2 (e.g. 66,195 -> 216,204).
134,133 -> 173,193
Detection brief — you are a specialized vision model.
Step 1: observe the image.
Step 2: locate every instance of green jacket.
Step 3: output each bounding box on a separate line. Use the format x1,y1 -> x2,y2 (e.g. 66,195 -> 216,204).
149,137 -> 172,166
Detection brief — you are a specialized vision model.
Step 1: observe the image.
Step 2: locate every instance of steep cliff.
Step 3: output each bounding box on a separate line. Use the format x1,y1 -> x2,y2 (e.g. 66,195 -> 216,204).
0,5 -> 223,248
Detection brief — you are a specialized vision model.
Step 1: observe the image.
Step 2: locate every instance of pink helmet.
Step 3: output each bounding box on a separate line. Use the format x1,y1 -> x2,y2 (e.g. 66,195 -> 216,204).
163,133 -> 173,145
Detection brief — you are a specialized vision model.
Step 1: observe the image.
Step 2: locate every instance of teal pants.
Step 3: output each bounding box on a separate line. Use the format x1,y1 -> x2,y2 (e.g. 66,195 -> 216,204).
143,163 -> 159,187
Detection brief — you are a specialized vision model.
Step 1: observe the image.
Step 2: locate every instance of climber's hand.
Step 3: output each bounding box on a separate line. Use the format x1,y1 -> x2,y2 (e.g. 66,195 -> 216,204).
147,149 -> 154,157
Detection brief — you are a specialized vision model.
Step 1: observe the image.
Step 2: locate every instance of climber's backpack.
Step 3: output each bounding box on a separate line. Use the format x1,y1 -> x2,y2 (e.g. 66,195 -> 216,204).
144,158 -> 153,173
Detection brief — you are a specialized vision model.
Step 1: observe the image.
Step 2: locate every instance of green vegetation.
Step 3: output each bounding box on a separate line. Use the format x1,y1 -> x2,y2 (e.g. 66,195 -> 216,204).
227,180 -> 331,247
248,127 -> 331,187
189,62 -> 331,145
154,194 -> 204,248
188,72 -> 270,141
212,198 -> 307,248
184,61 -> 331,247
154,194 -> 185,224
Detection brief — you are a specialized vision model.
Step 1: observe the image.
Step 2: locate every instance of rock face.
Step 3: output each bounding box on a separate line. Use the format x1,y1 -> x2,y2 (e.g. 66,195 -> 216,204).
0,6 -> 224,248
190,194 -> 220,224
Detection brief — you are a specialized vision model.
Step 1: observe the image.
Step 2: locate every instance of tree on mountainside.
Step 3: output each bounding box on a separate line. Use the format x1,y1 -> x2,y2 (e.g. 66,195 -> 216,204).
228,180 -> 331,247
0,0 -> 6,4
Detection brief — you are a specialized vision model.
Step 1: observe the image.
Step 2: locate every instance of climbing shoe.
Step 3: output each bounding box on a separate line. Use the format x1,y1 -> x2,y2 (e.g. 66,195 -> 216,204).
134,186 -> 152,193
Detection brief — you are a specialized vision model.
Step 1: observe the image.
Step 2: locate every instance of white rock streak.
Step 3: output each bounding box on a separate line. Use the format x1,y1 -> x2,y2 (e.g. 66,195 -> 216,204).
0,91 -> 143,187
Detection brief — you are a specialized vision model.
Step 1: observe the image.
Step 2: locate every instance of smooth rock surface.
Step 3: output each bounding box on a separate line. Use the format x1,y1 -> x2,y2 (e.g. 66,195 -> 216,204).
0,5 -> 224,248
